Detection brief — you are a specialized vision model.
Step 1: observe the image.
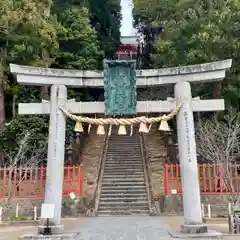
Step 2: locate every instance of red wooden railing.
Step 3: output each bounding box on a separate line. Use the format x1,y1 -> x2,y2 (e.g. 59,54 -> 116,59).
164,164 -> 240,195
0,165 -> 83,199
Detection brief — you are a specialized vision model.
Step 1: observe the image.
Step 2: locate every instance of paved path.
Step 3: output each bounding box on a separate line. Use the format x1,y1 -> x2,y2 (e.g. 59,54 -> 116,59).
74,216 -> 172,240
1,216 -> 239,239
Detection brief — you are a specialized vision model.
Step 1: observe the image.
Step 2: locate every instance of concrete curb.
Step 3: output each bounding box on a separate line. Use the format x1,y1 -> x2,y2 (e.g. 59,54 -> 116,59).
168,229 -> 223,239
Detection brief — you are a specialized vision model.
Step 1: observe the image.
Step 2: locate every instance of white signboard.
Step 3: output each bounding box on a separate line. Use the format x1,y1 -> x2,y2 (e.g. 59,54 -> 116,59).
41,204 -> 55,219
69,192 -> 76,200
171,189 -> 177,194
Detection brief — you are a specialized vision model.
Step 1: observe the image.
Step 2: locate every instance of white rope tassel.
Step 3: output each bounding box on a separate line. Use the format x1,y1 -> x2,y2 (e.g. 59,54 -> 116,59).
108,125 -> 112,136
88,124 -> 92,134
130,124 -> 133,136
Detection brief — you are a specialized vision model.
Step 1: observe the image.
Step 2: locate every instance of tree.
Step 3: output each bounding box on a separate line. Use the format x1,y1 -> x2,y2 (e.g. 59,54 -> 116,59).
0,115 -> 49,166
0,0 -> 58,67
0,130 -> 47,218
0,0 -> 58,123
88,0 -> 121,60
52,0 -> 103,70
196,110 -> 240,205
133,0 -> 240,107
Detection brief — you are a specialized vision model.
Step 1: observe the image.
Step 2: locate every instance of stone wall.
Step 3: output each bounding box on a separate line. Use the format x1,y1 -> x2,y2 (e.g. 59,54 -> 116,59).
142,123 -> 168,197
160,194 -> 234,217
82,125 -> 106,203
0,197 -> 90,220
0,198 -> 43,220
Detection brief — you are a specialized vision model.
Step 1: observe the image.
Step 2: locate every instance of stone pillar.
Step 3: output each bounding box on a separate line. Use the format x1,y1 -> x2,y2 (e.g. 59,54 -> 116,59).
38,85 -> 67,234
174,81 -> 207,233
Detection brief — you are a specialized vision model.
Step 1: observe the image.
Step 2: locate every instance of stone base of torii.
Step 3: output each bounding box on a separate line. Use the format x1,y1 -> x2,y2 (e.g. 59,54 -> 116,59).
10,59 -> 232,237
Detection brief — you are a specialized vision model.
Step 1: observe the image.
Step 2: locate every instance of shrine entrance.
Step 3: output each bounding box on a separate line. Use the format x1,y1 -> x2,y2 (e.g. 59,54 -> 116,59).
10,58 -> 231,234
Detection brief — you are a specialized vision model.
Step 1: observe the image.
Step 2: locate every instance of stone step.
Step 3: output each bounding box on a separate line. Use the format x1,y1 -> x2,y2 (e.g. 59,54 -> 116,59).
97,210 -> 149,216
107,152 -> 142,154
98,205 -> 149,211
102,180 -> 145,184
108,137 -> 140,139
103,171 -> 144,175
101,189 -> 146,194
106,153 -> 142,156
104,168 -> 144,172
100,197 -> 148,202
108,143 -> 140,145
99,201 -> 148,207
109,142 -> 141,145
104,164 -> 143,168
102,182 -> 145,187
105,163 -> 143,166
101,188 -> 146,196
105,160 -> 143,163
107,145 -> 141,148
104,165 -> 143,169
105,162 -> 143,164
104,170 -> 144,174
105,158 -> 142,161
106,156 -> 142,159
100,193 -> 147,198
103,174 -> 145,178
108,138 -> 140,141
103,170 -> 143,174
101,186 -> 146,191
106,155 -> 142,157
102,178 -> 144,182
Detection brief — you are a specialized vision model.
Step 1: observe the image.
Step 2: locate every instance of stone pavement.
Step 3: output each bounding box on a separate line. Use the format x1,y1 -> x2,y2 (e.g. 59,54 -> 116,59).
74,216 -> 172,240
0,216 -> 240,240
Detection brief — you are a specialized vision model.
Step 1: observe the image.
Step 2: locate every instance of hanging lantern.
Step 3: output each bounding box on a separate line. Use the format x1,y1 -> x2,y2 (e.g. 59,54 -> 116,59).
97,125 -> 105,135
118,125 -> 126,135
159,115 -> 171,131
74,121 -> 83,133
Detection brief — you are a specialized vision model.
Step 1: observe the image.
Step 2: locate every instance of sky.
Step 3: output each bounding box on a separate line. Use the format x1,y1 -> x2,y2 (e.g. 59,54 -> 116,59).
120,0 -> 134,36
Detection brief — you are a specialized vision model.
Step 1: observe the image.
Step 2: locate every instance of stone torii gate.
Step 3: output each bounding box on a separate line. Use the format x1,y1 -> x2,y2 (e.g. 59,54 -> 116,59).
10,59 -> 232,234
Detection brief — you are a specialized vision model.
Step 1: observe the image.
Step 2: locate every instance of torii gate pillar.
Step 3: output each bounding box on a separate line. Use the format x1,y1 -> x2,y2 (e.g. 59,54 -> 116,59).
175,81 -> 207,233
38,85 -> 67,234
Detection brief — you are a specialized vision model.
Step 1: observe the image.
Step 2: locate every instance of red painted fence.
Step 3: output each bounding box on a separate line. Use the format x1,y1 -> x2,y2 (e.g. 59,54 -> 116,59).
164,164 -> 240,195
0,165 -> 83,199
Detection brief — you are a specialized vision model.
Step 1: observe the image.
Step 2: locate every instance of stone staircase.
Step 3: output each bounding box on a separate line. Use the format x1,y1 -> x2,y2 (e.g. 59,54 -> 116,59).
97,127 -> 150,215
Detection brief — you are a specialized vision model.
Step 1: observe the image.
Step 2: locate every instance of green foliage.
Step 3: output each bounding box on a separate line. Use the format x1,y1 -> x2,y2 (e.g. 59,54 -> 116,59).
0,0 -> 58,67
88,0 -> 121,60
52,1 -> 103,69
9,216 -> 27,221
134,0 -> 240,107
0,0 -> 104,162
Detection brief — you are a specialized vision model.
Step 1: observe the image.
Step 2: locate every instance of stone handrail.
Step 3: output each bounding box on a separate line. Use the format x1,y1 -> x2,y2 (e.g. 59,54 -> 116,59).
91,126 -> 109,215
140,133 -> 157,215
